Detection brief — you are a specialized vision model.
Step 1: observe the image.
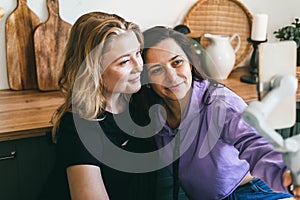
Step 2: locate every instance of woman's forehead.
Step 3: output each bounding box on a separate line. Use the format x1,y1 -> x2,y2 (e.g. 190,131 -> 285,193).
101,31 -> 140,67
146,39 -> 187,62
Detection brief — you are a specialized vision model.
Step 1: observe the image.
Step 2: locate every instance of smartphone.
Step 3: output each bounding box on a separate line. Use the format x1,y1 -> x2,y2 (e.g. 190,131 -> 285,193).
258,41 -> 297,129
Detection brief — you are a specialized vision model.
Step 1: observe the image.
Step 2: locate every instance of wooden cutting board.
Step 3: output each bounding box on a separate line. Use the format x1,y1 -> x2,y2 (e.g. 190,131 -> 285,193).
5,0 -> 41,90
0,7 -> 5,18
34,0 -> 71,91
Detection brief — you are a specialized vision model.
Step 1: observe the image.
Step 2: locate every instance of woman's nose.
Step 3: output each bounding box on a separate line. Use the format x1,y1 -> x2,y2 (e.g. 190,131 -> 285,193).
132,56 -> 143,72
165,67 -> 177,82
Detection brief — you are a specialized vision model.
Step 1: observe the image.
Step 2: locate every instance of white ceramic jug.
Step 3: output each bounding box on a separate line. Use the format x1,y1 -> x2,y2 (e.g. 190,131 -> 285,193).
203,33 -> 241,80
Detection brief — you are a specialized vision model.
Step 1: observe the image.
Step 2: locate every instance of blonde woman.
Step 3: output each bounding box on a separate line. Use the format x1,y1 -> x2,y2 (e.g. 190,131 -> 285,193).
39,12 -> 157,200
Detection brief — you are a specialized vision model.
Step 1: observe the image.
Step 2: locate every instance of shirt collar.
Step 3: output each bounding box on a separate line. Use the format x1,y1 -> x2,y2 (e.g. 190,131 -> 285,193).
155,80 -> 209,136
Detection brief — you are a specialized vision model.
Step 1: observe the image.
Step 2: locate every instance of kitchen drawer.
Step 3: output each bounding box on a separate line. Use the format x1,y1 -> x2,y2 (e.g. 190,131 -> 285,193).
0,134 -> 56,200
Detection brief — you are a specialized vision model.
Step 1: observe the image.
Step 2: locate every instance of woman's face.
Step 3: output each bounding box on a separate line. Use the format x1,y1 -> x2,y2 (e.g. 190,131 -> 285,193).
101,30 -> 143,95
145,38 -> 193,101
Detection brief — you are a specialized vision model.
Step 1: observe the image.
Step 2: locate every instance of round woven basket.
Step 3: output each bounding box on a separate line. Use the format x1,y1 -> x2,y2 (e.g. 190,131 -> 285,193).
184,0 -> 253,70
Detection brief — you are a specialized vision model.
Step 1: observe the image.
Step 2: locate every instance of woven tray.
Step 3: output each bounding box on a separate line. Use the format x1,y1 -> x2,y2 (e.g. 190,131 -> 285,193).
184,0 -> 253,70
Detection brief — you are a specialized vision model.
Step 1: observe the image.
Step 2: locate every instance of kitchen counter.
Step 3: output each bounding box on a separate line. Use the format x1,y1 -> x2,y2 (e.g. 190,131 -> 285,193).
222,66 -> 300,103
0,67 -> 299,142
0,90 -> 63,141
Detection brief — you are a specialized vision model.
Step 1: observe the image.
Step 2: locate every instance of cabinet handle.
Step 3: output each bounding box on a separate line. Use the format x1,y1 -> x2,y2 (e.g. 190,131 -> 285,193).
0,151 -> 17,161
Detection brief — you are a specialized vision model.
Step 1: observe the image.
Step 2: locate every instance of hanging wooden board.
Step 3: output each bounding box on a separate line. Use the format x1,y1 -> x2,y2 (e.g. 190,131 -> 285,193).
5,0 -> 41,90
0,7 -> 5,18
34,0 -> 71,91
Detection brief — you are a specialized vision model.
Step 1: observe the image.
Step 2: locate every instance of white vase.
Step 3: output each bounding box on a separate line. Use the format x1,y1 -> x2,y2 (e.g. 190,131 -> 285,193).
203,33 -> 240,80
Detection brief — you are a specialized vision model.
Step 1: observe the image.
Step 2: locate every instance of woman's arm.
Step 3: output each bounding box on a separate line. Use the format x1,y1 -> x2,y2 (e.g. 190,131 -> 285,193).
67,165 -> 109,200
217,90 -> 288,192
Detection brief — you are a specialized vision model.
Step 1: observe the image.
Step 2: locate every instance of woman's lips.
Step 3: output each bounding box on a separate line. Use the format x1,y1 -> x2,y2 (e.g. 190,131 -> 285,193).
167,82 -> 183,91
129,76 -> 140,83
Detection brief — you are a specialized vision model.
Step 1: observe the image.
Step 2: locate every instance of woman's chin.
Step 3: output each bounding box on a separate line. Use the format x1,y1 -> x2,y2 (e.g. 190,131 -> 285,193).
127,85 -> 142,94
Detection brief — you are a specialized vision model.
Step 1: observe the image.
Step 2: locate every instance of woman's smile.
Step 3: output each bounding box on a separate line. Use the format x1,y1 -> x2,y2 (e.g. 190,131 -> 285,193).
167,81 -> 184,91
129,75 -> 141,83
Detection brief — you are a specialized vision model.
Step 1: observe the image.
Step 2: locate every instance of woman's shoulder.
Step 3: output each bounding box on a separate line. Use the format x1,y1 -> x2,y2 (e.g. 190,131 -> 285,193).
195,80 -> 247,112
56,112 -> 97,144
59,112 -> 98,132
56,112 -> 101,167
56,112 -> 81,143
60,111 -> 85,125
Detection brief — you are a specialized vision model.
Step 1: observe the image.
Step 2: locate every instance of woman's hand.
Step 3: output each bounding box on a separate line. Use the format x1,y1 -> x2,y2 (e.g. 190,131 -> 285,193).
283,170 -> 300,200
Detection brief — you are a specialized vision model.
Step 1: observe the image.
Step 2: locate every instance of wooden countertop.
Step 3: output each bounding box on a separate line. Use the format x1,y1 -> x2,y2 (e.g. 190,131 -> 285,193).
222,67 -> 300,103
0,90 -> 64,141
222,67 -> 258,102
0,67 -> 299,142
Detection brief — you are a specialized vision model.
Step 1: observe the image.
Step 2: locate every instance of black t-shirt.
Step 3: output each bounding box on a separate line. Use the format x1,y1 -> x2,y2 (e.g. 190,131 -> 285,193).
39,111 -> 157,200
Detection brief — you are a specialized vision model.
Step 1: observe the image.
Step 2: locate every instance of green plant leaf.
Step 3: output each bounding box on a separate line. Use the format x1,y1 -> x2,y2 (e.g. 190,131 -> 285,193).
274,18 -> 300,47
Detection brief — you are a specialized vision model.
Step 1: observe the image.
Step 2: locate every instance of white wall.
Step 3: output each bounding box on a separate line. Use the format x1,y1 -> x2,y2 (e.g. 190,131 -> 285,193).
0,0 -> 299,90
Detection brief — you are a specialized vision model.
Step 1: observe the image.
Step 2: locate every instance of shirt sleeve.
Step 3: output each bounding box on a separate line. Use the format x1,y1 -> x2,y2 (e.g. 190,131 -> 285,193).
56,113 -> 101,168
219,89 -> 288,193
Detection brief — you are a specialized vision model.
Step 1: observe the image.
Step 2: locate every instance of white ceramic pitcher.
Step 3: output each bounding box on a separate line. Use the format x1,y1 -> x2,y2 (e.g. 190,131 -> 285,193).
203,33 -> 241,80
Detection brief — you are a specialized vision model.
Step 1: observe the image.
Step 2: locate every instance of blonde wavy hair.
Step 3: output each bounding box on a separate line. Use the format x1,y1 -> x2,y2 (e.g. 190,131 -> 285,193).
52,12 -> 143,142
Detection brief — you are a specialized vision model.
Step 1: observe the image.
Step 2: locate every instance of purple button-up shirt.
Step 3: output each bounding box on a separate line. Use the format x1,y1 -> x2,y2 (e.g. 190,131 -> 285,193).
154,80 -> 287,200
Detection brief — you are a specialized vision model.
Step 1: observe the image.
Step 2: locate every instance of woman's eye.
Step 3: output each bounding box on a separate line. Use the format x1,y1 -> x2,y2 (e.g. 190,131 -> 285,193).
118,50 -> 141,66
149,67 -> 163,75
136,50 -> 142,57
120,59 -> 130,65
173,59 -> 183,66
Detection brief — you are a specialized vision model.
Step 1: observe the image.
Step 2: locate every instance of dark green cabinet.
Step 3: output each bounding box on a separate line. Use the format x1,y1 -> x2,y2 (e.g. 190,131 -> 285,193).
0,135 -> 56,200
